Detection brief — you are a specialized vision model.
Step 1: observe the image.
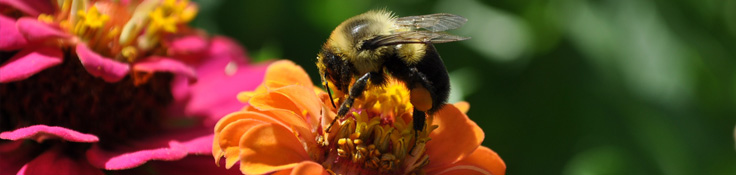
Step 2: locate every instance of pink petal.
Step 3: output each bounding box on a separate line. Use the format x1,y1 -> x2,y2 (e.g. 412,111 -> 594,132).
179,131 -> 213,155
168,36 -> 268,126
16,17 -> 70,43
166,35 -> 210,63
207,36 -> 250,64
0,46 -> 62,83
184,63 -> 268,126
76,44 -> 130,82
0,0 -> 54,17
167,75 -> 192,117
0,15 -> 27,50
146,155 -> 242,175
85,127 -> 212,170
17,146 -> 104,175
0,125 -> 98,143
86,141 -> 188,170
133,56 -> 197,79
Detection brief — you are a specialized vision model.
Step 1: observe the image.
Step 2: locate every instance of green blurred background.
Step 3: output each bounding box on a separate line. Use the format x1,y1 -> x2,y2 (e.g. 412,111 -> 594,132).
191,0 -> 736,174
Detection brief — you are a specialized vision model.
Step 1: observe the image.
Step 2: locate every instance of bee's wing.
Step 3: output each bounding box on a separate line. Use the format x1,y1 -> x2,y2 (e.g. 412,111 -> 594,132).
362,31 -> 469,49
395,13 -> 467,32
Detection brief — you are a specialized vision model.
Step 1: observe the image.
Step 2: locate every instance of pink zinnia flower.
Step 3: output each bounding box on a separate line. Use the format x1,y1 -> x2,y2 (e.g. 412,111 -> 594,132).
0,0 -> 268,174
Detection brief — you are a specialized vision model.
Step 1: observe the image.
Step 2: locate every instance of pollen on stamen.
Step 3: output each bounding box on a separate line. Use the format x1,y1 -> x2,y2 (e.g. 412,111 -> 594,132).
317,80 -> 436,175
33,0 -> 200,64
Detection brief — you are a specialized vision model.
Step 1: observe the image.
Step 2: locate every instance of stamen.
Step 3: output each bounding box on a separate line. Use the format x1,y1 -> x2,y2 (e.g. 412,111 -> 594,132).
78,6 -> 109,29
69,0 -> 84,26
365,144 -> 381,169
354,144 -> 368,163
121,46 -> 138,62
119,1 -> 155,46
148,8 -> 177,34
316,80 -> 437,174
373,126 -> 393,151
38,14 -> 55,23
337,138 -> 350,157
57,0 -> 72,20
32,0 -> 199,63
179,5 -> 198,23
379,154 -> 396,172
393,137 -> 407,160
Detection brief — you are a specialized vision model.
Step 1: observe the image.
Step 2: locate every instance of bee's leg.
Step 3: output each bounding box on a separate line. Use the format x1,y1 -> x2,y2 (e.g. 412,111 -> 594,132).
338,72 -> 372,116
412,108 -> 426,147
406,68 -> 438,156
326,72 -> 374,132
413,108 -> 426,133
408,93 -> 430,156
406,68 -> 434,128
383,61 -> 436,148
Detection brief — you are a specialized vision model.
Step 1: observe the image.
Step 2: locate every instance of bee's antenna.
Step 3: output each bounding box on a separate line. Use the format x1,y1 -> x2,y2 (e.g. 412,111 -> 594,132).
324,73 -> 338,109
324,72 -> 340,132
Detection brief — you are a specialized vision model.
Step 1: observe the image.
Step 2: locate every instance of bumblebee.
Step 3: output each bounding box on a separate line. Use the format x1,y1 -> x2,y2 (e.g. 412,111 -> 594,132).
316,10 -> 468,134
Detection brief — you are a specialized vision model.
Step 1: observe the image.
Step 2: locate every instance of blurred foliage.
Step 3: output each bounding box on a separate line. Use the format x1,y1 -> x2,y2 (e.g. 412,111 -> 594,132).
192,0 -> 736,174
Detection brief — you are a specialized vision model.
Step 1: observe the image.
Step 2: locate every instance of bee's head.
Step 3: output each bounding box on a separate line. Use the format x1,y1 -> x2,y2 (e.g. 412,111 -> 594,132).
317,10 -> 396,92
317,50 -> 351,92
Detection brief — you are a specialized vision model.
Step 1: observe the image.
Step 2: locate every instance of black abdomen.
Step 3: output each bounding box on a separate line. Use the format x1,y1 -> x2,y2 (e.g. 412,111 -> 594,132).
384,44 -> 451,114
414,44 -> 450,113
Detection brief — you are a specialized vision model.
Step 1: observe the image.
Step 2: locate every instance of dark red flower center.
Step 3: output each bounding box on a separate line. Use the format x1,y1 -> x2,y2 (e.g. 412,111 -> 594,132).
0,50 -> 173,148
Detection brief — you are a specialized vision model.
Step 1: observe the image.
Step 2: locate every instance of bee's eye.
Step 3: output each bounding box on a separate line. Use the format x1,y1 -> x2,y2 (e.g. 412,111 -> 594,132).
320,51 -> 341,79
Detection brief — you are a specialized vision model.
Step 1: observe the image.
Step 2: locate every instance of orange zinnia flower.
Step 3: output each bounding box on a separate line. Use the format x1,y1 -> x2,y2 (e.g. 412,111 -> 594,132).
213,60 -> 505,175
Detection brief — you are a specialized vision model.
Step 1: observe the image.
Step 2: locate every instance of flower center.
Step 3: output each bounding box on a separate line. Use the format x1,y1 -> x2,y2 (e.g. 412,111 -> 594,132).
317,81 -> 437,175
39,0 -> 198,62
0,51 -> 174,148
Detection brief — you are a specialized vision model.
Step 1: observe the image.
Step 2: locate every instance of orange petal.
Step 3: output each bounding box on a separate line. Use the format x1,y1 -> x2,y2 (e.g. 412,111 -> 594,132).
248,85 -> 324,130
263,60 -> 313,88
453,101 -> 470,114
213,136 -> 224,165
214,111 -> 289,137
218,119 -> 268,169
236,91 -> 256,103
425,104 -> 484,172
248,86 -> 304,117
290,161 -> 329,175
430,146 -> 506,175
317,92 -> 337,130
237,60 -> 313,102
430,166 -> 492,175
254,109 -> 318,147
246,86 -> 317,129
242,97 -> 317,147
271,85 -> 323,126
313,86 -> 327,96
239,123 -> 310,175
213,111 -> 292,164
273,169 -> 292,175
271,161 -> 329,175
